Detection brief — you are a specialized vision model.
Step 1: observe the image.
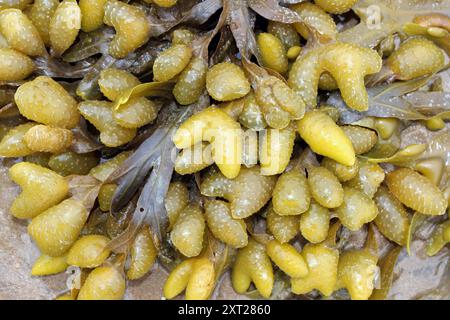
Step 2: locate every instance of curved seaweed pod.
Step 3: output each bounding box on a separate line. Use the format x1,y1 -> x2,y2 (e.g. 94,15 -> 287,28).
288,42 -> 381,111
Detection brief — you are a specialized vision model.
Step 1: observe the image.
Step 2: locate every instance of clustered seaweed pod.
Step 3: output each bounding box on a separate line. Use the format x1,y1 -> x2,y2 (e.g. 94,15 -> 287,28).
0,0 -> 449,301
